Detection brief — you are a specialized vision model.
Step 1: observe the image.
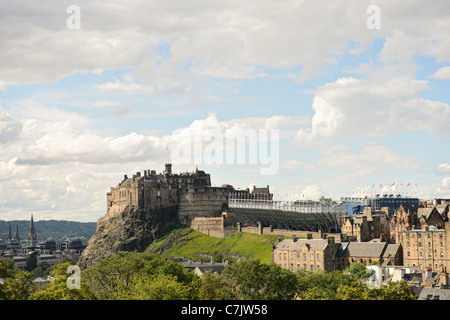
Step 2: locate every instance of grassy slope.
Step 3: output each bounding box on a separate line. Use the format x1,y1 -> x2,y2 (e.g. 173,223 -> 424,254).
146,226 -> 283,264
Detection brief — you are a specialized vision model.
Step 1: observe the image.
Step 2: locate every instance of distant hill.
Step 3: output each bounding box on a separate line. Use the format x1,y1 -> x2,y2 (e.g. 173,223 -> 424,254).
0,219 -> 97,242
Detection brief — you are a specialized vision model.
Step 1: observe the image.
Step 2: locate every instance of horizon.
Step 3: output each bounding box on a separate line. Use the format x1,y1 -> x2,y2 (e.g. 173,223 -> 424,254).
1,1 -> 450,222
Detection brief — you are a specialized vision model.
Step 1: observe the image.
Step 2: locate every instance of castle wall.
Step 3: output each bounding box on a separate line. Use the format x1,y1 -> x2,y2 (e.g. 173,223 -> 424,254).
178,187 -> 229,225
240,225 -> 327,239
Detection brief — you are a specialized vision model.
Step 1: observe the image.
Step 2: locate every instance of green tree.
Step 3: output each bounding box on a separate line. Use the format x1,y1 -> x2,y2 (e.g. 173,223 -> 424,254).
344,262 -> 373,280
31,261 -> 96,300
0,270 -> 36,300
25,253 -> 38,272
222,260 -> 298,300
82,252 -> 197,299
193,271 -> 234,300
117,273 -> 192,300
296,269 -> 355,300
372,281 -> 415,300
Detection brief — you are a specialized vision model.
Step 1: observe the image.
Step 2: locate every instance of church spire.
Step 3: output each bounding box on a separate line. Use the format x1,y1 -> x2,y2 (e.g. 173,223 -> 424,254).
28,213 -> 37,248
14,224 -> 20,242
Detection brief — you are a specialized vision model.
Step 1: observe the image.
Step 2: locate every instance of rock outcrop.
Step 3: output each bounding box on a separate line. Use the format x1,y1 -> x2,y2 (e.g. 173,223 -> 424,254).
78,205 -> 178,269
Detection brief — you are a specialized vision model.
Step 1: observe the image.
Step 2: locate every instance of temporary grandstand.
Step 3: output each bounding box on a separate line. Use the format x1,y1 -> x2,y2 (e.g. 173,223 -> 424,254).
227,197 -> 347,233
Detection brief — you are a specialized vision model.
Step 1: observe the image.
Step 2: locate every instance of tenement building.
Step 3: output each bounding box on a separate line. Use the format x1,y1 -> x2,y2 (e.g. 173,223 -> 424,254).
272,236 -> 343,272
273,237 -> 402,272
402,223 -> 450,271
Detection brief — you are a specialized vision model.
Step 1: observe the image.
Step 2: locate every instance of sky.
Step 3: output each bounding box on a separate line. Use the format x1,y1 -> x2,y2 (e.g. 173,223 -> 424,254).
1,0 -> 450,222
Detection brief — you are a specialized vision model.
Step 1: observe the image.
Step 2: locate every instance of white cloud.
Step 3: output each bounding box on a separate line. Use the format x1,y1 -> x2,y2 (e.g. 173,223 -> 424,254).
0,111 -> 22,144
435,163 -> 450,175
304,74 -> 450,139
430,66 -> 450,80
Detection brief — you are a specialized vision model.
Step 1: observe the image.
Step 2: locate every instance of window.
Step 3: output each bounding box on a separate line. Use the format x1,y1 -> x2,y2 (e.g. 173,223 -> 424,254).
407,241 -> 410,248
407,251 -> 410,258
317,253 -> 320,261
303,253 -> 306,260
418,233 -> 422,239
406,234 -> 410,240
419,252 -> 422,258
428,252 -> 432,258
310,253 -> 313,261
428,242 -> 431,248
441,242 -> 444,248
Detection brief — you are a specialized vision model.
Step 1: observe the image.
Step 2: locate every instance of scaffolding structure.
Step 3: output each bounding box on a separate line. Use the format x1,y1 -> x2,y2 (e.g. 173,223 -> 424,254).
227,197 -> 346,233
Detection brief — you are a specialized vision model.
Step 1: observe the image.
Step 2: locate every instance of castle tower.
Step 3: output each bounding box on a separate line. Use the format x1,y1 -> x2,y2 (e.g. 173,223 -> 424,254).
27,213 -> 37,248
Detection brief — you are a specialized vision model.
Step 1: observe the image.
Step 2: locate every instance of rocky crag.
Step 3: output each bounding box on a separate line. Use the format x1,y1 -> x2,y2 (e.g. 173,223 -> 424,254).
78,205 -> 178,269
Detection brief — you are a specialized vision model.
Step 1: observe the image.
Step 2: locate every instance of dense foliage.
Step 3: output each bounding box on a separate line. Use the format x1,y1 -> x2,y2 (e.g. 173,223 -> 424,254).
0,253 -> 415,300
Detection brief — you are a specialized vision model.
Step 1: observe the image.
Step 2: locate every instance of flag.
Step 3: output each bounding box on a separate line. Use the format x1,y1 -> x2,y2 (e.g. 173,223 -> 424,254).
380,184 -> 382,188
407,182 -> 410,187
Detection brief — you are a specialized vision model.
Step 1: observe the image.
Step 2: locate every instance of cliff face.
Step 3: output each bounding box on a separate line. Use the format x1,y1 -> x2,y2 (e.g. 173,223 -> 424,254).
78,205 -> 178,269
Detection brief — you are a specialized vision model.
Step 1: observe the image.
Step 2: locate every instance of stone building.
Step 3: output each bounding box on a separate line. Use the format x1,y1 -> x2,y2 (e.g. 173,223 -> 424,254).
105,164 -> 230,229
389,204 -> 420,244
402,223 -> 450,271
340,206 -> 389,242
273,238 -> 402,272
342,242 -> 402,266
390,204 -> 447,245
272,236 -> 343,272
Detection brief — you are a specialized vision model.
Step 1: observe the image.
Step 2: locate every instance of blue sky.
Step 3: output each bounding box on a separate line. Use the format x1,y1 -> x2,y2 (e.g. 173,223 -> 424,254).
1,0 -> 450,221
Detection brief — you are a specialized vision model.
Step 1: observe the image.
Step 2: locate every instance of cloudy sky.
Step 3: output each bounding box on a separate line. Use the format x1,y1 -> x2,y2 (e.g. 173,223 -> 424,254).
1,0 -> 450,222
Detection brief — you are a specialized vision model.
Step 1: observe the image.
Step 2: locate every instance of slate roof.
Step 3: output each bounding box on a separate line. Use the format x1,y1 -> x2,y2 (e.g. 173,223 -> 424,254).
343,242 -> 387,258
275,239 -> 330,251
382,243 -> 401,258
418,287 -> 450,300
